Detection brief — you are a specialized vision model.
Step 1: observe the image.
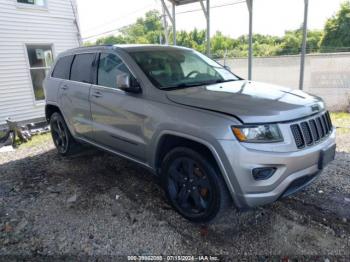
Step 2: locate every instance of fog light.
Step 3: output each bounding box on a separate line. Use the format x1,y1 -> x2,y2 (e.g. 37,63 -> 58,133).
252,167 -> 276,180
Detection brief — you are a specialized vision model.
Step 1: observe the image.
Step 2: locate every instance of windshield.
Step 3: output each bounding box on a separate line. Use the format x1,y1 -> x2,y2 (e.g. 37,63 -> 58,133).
128,49 -> 239,89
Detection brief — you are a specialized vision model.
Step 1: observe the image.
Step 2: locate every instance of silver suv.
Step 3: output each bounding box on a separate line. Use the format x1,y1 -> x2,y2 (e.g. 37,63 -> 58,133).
44,45 -> 336,223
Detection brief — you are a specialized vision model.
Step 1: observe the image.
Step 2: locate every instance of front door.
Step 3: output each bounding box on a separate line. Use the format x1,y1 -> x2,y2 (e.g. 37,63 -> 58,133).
58,53 -> 96,138
90,52 -> 147,162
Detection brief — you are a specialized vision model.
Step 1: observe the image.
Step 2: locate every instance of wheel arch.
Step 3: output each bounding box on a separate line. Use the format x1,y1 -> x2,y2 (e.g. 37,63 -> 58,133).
45,103 -> 76,138
153,131 -> 237,203
45,103 -> 62,123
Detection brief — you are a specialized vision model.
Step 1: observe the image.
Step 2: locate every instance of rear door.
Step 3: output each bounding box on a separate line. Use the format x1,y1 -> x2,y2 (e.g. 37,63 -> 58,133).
47,55 -> 74,103
90,52 -> 147,161
58,53 -> 96,138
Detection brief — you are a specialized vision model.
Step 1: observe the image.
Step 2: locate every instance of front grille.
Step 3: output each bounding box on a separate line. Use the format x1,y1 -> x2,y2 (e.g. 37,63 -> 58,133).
309,119 -> 319,142
290,111 -> 333,149
300,121 -> 313,146
290,124 -> 304,148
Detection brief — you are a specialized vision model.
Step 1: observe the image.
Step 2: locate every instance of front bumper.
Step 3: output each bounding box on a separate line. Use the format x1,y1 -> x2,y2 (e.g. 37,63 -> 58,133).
218,129 -> 336,208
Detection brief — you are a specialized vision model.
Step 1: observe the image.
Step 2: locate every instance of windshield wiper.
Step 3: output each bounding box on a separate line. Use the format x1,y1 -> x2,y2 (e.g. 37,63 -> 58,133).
165,82 -> 208,90
212,79 -> 238,84
165,79 -> 238,90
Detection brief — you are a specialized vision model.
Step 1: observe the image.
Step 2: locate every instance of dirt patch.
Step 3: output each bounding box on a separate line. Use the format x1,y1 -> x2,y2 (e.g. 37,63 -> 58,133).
0,137 -> 349,258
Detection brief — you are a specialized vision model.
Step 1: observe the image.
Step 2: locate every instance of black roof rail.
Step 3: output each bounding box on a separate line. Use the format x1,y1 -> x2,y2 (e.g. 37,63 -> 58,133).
64,44 -> 115,53
85,44 -> 114,47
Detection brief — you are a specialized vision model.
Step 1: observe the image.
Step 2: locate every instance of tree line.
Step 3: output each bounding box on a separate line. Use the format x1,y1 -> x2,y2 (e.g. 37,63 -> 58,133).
85,1 -> 350,58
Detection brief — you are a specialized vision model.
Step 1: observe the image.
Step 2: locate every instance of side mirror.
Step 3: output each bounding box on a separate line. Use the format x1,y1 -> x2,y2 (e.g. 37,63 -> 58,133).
116,73 -> 141,93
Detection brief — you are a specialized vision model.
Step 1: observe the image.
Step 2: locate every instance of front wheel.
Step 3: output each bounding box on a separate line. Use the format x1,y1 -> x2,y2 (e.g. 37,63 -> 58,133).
50,112 -> 80,156
161,147 -> 231,223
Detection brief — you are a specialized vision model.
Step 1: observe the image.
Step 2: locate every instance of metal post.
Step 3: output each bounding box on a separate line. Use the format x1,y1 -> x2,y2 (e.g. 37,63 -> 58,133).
206,0 -> 210,56
200,0 -> 210,56
161,0 -> 169,44
246,0 -> 253,80
172,3 -> 176,45
299,0 -> 309,90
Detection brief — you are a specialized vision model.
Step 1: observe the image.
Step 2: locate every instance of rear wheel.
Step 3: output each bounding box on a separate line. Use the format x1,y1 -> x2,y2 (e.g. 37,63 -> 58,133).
50,112 -> 80,156
161,147 -> 231,223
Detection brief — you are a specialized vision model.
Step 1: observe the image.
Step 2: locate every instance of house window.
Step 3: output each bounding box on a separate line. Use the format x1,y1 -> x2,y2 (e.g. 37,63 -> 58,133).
17,0 -> 46,7
26,45 -> 53,101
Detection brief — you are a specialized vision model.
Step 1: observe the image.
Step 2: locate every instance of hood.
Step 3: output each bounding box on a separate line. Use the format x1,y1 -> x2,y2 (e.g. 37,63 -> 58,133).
166,80 -> 325,123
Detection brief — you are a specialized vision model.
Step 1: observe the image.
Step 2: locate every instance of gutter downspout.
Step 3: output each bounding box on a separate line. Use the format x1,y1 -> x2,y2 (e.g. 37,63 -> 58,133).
70,0 -> 82,46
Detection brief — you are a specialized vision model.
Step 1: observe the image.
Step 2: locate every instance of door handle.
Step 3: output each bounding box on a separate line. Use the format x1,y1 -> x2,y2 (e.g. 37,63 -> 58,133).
61,84 -> 69,90
92,91 -> 103,98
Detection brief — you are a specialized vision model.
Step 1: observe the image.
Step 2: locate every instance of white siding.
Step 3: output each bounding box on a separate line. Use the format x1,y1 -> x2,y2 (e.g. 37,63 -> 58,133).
0,0 -> 79,124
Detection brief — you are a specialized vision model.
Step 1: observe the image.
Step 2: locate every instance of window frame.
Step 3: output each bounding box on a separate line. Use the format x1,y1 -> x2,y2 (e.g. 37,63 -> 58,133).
95,51 -> 139,93
69,52 -> 97,84
128,49 -> 240,90
24,43 -> 54,105
16,0 -> 48,10
51,54 -> 74,80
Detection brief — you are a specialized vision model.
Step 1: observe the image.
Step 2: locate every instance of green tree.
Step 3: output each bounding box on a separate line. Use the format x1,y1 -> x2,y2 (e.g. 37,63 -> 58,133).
173,29 -> 207,53
95,10 -> 165,45
307,30 -> 323,52
90,3 -> 349,58
95,35 -> 128,45
277,29 -> 302,55
320,1 -> 350,51
120,10 -> 164,44
277,29 -> 322,55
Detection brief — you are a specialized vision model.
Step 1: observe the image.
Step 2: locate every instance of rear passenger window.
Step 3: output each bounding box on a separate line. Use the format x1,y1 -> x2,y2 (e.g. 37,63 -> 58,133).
98,53 -> 132,88
52,55 -> 74,80
70,53 -> 95,83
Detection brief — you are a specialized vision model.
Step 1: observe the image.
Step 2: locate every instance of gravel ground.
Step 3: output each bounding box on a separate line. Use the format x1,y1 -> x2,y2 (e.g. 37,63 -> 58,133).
0,132 -> 350,259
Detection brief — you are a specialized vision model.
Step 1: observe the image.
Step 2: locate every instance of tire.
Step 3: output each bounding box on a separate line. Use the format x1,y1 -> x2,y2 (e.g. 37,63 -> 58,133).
50,112 -> 80,156
161,147 -> 231,223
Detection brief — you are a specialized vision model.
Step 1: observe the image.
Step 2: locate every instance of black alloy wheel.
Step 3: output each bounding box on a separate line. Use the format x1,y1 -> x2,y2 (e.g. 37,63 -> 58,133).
50,112 -> 79,156
162,147 -> 230,223
168,157 -> 212,213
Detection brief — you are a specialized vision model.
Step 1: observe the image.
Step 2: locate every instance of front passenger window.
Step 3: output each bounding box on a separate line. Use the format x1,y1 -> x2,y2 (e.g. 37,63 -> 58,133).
98,53 -> 132,89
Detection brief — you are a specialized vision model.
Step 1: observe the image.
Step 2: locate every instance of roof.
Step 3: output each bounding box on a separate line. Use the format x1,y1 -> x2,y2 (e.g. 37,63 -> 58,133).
60,44 -> 190,56
168,0 -> 201,6
115,44 -> 190,52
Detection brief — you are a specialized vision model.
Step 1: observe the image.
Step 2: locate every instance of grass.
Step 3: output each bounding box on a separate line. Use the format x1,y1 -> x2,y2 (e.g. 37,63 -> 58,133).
16,132 -> 52,149
331,112 -> 350,135
330,112 -> 350,153
330,112 -> 350,128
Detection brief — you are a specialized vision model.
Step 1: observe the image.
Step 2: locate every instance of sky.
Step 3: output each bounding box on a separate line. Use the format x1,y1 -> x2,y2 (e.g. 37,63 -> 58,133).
76,0 -> 345,42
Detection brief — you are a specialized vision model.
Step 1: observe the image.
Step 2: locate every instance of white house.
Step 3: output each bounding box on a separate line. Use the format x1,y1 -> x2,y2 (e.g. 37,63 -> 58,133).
0,0 -> 81,125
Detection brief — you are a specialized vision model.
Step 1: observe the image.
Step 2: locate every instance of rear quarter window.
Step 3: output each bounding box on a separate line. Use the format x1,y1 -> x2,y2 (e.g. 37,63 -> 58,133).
52,55 -> 74,80
70,53 -> 96,83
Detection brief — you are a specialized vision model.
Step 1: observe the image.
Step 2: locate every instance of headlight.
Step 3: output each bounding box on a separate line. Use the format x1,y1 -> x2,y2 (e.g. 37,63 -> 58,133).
232,124 -> 283,143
